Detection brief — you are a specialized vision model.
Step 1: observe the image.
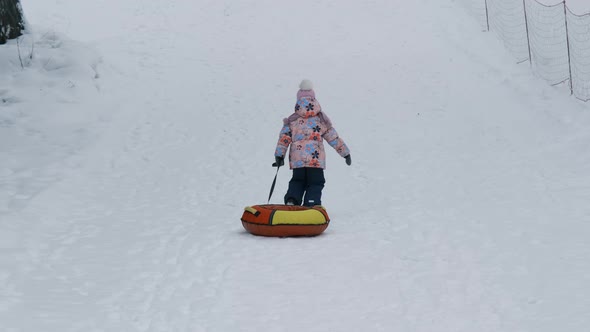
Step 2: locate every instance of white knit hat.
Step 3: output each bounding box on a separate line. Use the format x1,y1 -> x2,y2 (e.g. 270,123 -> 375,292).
299,79 -> 313,90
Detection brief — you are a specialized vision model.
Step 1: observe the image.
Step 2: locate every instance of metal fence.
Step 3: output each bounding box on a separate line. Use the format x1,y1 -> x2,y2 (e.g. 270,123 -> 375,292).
461,0 -> 590,102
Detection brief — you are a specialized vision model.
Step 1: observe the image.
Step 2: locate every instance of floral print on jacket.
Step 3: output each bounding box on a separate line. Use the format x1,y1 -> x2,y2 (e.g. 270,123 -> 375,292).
275,97 -> 349,169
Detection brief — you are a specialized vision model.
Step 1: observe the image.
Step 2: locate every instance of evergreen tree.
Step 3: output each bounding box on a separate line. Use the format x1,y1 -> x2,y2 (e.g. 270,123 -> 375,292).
0,0 -> 25,45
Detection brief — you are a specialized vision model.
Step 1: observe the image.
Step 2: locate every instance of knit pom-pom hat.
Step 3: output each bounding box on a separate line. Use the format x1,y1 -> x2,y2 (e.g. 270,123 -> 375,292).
296,79 -> 316,100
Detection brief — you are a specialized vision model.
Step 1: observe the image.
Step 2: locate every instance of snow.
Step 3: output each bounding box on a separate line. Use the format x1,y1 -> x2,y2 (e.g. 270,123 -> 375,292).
566,0 -> 590,13
1,0 -> 590,331
0,30 -> 104,215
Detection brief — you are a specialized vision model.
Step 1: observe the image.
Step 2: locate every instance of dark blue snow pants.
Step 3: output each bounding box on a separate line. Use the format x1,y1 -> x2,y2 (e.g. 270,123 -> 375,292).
284,167 -> 325,207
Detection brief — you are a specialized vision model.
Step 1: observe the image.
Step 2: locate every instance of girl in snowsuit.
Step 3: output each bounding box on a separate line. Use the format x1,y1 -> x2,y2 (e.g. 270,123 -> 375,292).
274,80 -> 351,207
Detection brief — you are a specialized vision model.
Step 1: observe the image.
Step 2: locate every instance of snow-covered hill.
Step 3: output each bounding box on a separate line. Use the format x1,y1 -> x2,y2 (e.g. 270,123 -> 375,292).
1,0 -> 589,331
565,0 -> 590,13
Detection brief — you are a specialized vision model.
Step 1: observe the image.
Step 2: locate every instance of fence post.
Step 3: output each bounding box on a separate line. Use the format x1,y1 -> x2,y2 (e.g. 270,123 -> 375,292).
522,0 -> 533,66
563,2 -> 574,95
484,0 -> 490,31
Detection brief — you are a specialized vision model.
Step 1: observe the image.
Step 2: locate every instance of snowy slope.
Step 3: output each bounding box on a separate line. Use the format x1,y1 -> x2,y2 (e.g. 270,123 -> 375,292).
566,0 -> 590,13
1,0 -> 590,331
0,31 -> 104,215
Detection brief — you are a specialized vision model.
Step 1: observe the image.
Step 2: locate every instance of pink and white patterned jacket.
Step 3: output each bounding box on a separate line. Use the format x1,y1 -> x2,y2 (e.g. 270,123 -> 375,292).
274,97 -> 349,169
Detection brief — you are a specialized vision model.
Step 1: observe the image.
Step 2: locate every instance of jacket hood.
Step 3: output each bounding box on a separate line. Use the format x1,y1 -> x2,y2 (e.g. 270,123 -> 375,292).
294,97 -> 321,118
283,98 -> 332,127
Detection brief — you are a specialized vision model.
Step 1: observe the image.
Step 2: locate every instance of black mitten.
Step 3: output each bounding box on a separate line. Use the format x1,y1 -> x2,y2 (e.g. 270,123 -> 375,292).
272,156 -> 284,167
345,155 -> 352,166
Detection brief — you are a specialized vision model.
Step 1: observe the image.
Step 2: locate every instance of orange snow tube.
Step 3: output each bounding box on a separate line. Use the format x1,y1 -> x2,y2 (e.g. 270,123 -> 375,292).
241,204 -> 330,237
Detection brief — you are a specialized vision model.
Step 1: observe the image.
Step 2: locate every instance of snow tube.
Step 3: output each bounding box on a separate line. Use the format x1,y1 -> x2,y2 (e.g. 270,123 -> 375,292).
241,204 -> 330,237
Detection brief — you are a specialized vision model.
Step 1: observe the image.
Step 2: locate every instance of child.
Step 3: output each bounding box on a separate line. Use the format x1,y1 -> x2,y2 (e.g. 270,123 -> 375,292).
273,79 -> 351,207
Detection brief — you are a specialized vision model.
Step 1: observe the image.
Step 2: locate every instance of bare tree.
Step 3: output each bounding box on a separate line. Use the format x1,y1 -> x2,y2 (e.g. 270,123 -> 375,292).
0,0 -> 25,45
